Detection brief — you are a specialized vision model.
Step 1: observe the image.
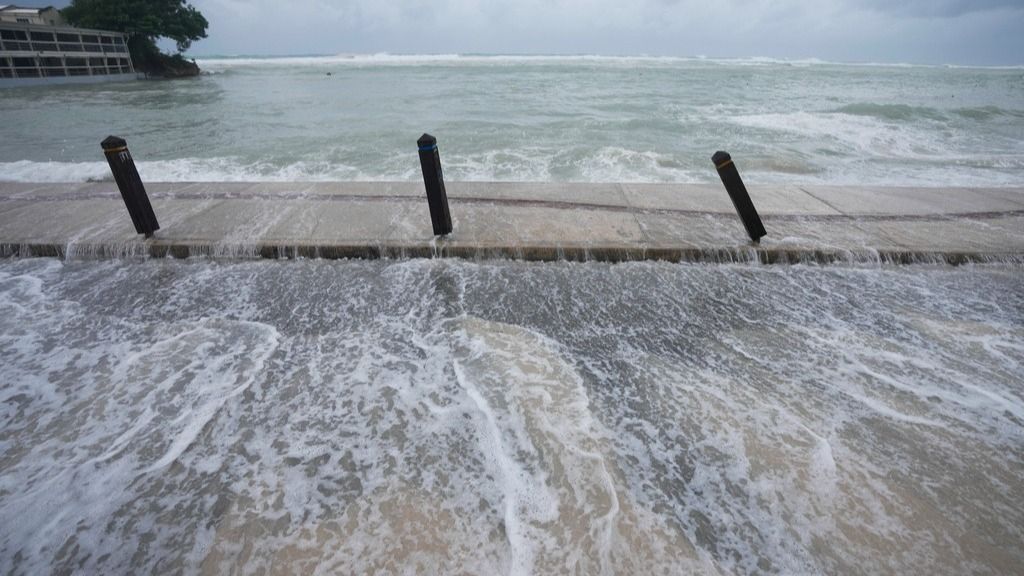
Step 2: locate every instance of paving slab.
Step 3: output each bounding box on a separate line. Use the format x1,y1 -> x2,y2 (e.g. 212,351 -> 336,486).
970,187 -> 1024,207
437,202 -> 523,247
311,199 -> 425,243
515,204 -> 646,246
635,214 -> 880,251
0,200 -> 34,216
447,182 -> 629,208
157,200 -> 273,242
304,181 -> 424,198
850,216 -> 1024,253
146,198 -> 225,232
0,181 -> 99,198
0,182 -> 46,198
0,200 -> 129,244
624,183 -> 840,216
798,185 -> 1024,216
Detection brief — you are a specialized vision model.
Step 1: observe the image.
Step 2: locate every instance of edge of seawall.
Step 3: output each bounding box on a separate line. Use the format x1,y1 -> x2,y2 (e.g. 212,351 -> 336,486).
3,241 -> 1023,267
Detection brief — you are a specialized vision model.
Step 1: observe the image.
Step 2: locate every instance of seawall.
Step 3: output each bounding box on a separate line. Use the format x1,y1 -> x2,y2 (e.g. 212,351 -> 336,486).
1,181 -> 1023,264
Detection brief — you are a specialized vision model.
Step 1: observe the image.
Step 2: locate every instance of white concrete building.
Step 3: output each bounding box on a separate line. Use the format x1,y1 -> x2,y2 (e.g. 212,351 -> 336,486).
0,5 -> 65,26
1,19 -> 137,87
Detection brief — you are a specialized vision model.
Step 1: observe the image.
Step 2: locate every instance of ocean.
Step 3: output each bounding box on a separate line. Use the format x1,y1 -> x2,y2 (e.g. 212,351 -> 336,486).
1,54 -> 1023,185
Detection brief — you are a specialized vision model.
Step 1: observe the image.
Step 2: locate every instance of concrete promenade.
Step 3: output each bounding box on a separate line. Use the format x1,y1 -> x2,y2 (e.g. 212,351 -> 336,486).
1,181 -> 1023,264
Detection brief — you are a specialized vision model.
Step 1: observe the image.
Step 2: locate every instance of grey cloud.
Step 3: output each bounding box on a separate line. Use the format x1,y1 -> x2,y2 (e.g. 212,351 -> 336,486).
855,0 -> 1024,18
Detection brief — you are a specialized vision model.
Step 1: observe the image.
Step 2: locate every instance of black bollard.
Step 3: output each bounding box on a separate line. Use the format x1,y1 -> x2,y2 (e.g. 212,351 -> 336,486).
712,151 -> 766,243
417,133 -> 453,236
101,136 -> 160,238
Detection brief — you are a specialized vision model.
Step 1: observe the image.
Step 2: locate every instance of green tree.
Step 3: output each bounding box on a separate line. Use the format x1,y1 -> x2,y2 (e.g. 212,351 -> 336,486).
62,0 -> 208,74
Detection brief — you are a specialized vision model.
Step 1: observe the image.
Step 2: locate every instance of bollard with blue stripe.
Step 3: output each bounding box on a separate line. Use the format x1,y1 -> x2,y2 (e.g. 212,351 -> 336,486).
101,135 -> 160,238
417,133 -> 452,236
712,151 -> 766,243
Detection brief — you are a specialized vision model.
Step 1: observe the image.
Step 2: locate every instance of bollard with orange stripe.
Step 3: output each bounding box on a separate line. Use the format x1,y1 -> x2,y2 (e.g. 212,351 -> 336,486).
712,151 -> 766,243
101,135 -> 160,238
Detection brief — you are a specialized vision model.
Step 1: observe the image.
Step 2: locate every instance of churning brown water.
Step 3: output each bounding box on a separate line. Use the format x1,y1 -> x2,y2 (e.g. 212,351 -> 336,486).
1,258 -> 1022,574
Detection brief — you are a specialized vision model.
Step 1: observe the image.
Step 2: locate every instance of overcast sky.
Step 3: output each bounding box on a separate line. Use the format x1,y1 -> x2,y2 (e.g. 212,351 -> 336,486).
31,0 -> 1024,65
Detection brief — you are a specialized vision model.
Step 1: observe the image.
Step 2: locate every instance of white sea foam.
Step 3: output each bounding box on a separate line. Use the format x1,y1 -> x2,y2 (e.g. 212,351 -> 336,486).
726,110 -> 1024,185
730,110 -> 950,157
4,149 -> 1019,186
0,158 -> 397,183
0,151 -> 702,184
1,239 -> 1023,575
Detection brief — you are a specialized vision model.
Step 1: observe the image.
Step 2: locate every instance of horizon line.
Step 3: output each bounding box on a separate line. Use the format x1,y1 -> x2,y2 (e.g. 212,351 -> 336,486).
183,51 -> 1024,70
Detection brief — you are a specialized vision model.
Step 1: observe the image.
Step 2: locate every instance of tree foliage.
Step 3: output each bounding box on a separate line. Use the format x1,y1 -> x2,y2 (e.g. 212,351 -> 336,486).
62,0 -> 208,53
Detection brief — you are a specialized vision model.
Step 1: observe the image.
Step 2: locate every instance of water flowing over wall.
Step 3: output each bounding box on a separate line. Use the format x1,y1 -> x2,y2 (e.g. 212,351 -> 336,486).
1,258 -> 1022,574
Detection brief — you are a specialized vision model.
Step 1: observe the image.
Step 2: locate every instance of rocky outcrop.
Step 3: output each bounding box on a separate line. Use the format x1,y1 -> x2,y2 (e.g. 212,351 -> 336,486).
143,54 -> 201,79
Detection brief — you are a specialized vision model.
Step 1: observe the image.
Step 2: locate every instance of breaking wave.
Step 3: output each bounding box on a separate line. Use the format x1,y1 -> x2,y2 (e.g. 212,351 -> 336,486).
833,103 -> 1024,122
